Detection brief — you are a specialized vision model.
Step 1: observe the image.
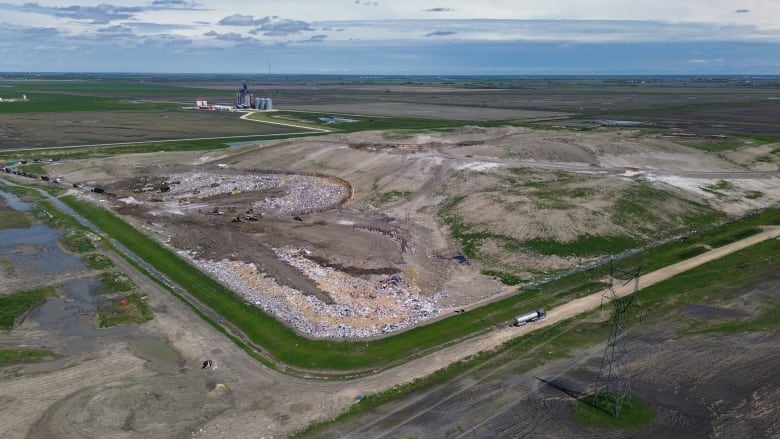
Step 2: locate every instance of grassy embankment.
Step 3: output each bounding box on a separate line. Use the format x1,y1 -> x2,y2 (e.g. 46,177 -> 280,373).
59,193 -> 780,371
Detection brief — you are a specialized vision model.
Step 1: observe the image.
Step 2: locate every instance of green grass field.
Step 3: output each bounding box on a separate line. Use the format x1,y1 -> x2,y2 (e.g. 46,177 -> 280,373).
0,92 -> 182,114
0,80 -> 227,114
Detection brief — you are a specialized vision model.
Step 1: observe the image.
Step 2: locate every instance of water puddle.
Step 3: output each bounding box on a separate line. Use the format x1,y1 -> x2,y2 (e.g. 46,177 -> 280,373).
29,278 -> 132,353
131,337 -> 182,374
0,187 -> 33,211
435,254 -> 471,265
0,224 -> 85,275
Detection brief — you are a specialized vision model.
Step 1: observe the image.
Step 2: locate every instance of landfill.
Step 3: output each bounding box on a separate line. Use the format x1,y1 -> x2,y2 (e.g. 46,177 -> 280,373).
194,247 -> 441,338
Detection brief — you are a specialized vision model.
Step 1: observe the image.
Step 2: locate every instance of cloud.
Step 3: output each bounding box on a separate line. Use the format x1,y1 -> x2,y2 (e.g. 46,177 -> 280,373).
735,9 -> 750,13
301,34 -> 327,43
144,33 -> 193,47
204,30 -> 255,43
688,58 -> 725,64
129,22 -> 197,32
218,13 -> 270,26
316,18 -> 780,43
96,24 -> 134,34
150,0 -> 199,7
425,30 -> 455,37
354,0 -> 379,5
423,8 -> 453,12
9,2 -> 144,24
255,19 -> 314,36
0,1 -> 203,25
15,24 -> 61,38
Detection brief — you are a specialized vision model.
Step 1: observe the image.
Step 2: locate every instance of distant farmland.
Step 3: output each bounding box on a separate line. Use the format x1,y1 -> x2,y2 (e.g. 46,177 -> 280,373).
0,110 -> 315,150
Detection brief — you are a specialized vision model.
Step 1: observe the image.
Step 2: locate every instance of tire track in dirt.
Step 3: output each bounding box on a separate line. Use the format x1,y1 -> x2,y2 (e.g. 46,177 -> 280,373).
0,346 -> 150,439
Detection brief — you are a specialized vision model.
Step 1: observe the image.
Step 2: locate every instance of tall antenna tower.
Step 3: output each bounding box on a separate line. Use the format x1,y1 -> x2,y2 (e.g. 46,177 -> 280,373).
592,259 -> 641,418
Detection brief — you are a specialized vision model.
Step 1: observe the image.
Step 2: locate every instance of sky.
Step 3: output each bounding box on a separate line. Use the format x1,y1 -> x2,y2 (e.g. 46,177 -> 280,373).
0,1 -> 779,74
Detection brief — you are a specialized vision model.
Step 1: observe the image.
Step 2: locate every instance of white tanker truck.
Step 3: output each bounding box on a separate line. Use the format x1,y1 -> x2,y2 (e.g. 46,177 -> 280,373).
514,309 -> 546,326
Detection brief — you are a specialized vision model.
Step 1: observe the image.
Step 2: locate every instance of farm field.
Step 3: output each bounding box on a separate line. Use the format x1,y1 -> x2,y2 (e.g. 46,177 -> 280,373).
1,74 -> 779,438
0,110 -> 315,150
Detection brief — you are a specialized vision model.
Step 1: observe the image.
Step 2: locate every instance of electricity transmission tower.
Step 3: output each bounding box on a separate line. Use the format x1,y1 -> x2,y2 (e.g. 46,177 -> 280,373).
592,259 -> 641,418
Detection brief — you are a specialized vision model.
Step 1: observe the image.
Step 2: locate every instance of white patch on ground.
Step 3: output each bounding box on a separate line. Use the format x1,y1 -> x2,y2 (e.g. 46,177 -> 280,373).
645,174 -> 780,214
645,175 -> 717,198
118,196 -> 143,205
336,220 -> 355,225
457,161 -> 504,172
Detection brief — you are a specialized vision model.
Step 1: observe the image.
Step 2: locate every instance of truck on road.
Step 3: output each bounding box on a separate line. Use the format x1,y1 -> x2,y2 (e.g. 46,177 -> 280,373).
515,309 -> 546,326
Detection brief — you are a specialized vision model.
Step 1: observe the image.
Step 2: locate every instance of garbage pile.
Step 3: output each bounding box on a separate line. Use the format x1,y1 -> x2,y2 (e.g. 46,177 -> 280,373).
195,247 -> 441,338
162,172 -> 347,216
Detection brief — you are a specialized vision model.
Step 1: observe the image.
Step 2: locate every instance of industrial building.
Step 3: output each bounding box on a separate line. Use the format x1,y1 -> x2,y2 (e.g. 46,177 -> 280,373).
235,82 -> 272,110
195,83 -> 273,112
